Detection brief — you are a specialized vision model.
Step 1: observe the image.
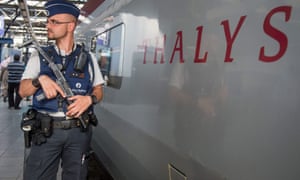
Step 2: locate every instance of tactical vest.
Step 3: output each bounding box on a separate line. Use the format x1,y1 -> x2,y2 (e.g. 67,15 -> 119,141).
32,45 -> 93,113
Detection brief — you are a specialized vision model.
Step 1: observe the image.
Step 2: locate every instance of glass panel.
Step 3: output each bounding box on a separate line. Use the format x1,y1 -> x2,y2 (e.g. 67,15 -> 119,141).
92,24 -> 124,89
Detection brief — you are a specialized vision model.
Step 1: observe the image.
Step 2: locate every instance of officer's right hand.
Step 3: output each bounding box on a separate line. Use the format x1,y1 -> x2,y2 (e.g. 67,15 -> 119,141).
39,75 -> 66,99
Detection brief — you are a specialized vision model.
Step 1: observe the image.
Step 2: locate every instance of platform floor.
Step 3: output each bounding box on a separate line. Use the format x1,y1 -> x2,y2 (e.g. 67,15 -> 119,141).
0,97 -> 25,180
0,98 -> 113,180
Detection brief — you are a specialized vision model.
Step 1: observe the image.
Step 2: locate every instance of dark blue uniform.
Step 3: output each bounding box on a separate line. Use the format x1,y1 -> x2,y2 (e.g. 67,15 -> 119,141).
23,45 -> 94,180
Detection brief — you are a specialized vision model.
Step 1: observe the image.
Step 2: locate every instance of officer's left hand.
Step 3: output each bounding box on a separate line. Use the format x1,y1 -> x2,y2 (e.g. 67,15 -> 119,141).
66,95 -> 92,118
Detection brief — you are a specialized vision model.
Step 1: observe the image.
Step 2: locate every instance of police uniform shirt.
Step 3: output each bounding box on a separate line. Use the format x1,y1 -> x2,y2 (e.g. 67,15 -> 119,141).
22,44 -> 105,116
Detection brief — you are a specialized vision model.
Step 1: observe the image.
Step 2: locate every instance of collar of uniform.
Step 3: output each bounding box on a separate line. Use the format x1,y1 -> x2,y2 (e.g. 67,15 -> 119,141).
54,43 -> 77,56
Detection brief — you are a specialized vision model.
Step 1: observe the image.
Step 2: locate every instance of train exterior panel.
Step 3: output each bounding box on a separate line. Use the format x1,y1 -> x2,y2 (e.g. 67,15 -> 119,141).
76,0 -> 300,179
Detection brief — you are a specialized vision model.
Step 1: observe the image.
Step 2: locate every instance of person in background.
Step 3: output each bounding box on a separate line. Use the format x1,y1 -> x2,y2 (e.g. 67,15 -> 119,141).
0,66 -> 8,102
7,54 -> 25,109
0,55 -> 11,102
19,0 -> 104,179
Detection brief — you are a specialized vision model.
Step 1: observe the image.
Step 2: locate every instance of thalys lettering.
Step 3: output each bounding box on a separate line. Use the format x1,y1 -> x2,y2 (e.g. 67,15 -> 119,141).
138,6 -> 292,64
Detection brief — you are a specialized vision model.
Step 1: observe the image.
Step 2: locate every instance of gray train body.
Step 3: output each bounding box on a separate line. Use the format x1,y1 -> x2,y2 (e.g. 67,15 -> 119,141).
76,0 -> 300,179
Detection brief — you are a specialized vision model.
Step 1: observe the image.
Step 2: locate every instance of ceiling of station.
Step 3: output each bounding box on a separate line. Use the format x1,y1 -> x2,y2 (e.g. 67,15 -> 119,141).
0,0 -> 87,45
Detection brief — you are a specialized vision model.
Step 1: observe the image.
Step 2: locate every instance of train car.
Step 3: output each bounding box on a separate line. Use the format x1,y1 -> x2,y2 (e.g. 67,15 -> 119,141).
76,0 -> 300,179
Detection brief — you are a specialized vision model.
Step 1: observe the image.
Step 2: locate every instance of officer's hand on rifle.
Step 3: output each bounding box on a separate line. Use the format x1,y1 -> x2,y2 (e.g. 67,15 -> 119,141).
39,75 -> 66,99
66,95 -> 92,118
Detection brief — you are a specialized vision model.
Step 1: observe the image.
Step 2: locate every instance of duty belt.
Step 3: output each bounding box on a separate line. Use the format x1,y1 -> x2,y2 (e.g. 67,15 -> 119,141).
51,117 -> 81,129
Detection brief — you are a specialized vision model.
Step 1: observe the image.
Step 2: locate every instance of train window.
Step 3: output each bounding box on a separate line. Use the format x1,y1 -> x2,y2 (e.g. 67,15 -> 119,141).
91,23 -> 124,89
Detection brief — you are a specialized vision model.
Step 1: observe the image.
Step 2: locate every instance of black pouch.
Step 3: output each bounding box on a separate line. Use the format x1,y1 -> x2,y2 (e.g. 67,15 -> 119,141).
88,112 -> 98,127
32,130 -> 47,145
31,113 -> 52,146
36,113 -> 53,137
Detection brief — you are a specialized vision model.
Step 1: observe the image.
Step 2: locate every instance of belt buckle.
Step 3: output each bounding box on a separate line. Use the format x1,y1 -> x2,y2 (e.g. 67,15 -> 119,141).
61,120 -> 71,129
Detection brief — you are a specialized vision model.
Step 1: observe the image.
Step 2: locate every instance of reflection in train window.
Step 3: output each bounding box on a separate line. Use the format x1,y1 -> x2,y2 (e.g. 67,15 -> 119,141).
98,48 -> 111,84
92,23 -> 124,89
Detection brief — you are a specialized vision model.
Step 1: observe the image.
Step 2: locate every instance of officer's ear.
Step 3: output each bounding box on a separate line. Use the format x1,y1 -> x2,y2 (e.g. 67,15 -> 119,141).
67,22 -> 77,32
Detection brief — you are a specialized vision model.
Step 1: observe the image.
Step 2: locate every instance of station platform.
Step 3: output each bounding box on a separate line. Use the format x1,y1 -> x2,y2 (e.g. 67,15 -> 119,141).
0,98 -> 113,180
0,97 -> 25,180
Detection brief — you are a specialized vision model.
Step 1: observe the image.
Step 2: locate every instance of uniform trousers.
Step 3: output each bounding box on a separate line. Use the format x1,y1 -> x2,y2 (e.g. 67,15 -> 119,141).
23,125 -> 92,180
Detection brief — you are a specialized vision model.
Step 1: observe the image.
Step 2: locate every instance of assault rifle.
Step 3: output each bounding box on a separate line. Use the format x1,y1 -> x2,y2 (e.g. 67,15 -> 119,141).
18,0 -> 88,131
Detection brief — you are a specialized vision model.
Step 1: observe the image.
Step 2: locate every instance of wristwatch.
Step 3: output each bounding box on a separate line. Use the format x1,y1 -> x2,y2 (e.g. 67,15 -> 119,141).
32,78 -> 41,88
90,94 -> 98,105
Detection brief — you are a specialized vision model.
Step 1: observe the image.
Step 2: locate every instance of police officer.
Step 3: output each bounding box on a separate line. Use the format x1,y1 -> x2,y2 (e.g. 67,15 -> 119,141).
19,0 -> 104,179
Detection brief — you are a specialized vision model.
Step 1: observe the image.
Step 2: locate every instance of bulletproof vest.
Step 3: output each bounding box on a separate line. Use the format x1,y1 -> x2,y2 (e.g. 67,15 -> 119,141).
32,45 -> 93,113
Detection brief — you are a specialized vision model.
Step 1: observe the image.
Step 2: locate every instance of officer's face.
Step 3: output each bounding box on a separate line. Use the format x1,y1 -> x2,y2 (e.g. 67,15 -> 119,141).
46,14 -> 76,40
